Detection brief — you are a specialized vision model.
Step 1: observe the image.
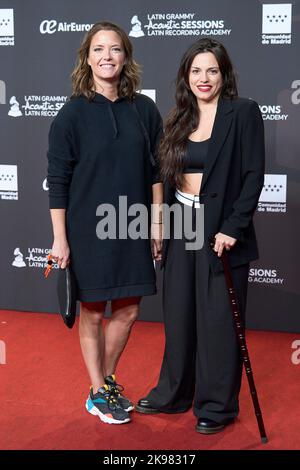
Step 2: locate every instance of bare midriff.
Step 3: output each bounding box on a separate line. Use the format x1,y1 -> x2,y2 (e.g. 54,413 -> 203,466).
180,173 -> 203,196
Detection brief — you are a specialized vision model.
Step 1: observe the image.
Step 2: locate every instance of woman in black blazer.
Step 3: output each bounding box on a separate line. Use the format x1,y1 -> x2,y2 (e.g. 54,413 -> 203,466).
136,38 -> 265,434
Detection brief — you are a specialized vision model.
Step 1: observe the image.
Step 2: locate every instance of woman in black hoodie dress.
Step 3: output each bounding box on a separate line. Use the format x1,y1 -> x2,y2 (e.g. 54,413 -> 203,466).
47,21 -> 163,425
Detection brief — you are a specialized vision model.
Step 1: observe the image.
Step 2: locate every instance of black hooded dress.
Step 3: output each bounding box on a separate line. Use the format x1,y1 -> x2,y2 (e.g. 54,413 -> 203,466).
47,92 -> 162,302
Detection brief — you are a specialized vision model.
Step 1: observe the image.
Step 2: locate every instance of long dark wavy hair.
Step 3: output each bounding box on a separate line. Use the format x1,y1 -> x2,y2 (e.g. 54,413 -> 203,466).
71,21 -> 140,100
159,38 -> 238,188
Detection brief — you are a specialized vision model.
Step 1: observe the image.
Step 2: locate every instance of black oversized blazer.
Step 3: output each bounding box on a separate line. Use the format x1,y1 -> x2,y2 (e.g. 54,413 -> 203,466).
161,96 -> 265,274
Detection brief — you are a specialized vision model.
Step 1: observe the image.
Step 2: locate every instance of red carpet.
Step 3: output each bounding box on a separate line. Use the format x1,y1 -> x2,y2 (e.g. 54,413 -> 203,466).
0,309 -> 299,450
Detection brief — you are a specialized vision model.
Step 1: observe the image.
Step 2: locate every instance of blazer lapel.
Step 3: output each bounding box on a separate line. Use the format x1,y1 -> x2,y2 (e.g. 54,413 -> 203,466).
200,97 -> 233,192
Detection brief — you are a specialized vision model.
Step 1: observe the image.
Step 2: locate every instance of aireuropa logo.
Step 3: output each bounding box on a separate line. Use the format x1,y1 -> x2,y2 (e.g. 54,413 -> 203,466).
257,174 -> 287,213
7,94 -> 67,117
129,12 -> 231,38
40,19 -> 93,34
0,9 -> 14,46
259,104 -> 288,121
262,4 -> 292,44
248,268 -> 284,285
0,164 -> 18,200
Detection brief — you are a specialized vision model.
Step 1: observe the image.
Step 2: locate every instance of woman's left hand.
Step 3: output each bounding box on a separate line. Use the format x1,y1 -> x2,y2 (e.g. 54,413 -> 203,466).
213,232 -> 237,257
151,223 -> 163,261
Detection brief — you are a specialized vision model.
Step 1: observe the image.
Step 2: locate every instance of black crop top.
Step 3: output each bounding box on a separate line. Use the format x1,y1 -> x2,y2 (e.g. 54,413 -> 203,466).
183,138 -> 210,174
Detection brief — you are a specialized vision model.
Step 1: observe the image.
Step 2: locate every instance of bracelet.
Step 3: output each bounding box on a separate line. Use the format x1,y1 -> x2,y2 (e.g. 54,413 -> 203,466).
152,222 -> 163,224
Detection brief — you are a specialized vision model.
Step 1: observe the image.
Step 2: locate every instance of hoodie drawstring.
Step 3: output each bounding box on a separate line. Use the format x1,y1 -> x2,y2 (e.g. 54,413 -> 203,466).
107,104 -> 118,139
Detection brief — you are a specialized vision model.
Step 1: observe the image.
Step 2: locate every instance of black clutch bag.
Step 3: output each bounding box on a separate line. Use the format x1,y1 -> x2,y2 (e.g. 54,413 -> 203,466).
57,265 -> 77,329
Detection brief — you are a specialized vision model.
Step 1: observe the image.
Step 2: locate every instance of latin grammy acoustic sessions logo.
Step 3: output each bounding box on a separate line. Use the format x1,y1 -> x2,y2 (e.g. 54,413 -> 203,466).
0,164 -> 18,200
11,247 -> 59,270
6,91 -> 153,120
262,3 -> 292,44
257,174 -> 287,213
128,12 -> 231,37
7,94 -> 67,117
248,268 -> 284,285
0,8 -> 14,46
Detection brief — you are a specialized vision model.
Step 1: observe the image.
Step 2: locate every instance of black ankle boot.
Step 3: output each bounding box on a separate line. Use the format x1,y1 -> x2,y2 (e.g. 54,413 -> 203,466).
135,398 -> 161,414
196,418 -> 234,434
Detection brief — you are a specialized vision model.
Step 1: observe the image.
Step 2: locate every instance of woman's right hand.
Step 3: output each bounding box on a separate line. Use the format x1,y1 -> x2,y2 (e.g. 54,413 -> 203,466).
151,222 -> 163,261
51,237 -> 70,269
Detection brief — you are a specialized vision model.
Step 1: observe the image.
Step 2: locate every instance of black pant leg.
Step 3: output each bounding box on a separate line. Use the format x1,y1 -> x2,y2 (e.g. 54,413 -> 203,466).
193,252 -> 249,423
146,209 -> 197,412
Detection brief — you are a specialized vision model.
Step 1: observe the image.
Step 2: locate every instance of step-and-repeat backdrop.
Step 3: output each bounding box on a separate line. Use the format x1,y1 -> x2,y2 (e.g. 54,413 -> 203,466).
0,0 -> 299,332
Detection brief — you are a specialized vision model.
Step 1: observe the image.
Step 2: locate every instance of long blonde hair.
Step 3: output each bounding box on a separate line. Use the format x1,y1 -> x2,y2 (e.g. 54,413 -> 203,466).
71,21 -> 141,100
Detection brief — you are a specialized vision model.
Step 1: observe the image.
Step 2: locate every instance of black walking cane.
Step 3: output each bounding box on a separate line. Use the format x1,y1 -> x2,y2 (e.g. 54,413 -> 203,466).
210,238 -> 268,444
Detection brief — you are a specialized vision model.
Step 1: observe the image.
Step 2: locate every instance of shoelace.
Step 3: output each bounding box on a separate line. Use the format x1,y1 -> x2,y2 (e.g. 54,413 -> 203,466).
109,381 -> 125,399
101,389 -> 120,411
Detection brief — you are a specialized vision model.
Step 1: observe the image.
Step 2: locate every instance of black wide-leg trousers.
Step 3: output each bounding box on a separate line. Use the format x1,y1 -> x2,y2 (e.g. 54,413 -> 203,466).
147,201 -> 249,423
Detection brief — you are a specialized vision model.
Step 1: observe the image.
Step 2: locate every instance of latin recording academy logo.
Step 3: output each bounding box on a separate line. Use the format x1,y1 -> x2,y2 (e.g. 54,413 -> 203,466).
248,267 -> 284,285
129,13 -> 231,37
1,77 -> 66,117
7,94 -> 67,117
257,174 -> 287,213
8,88 -> 155,120
0,8 -> 14,46
259,104 -> 288,121
262,3 -> 292,45
40,19 -> 93,34
12,247 -> 59,270
0,165 -> 18,200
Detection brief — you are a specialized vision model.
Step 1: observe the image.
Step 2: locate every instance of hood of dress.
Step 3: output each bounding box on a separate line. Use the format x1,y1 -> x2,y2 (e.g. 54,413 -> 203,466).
91,92 -> 128,139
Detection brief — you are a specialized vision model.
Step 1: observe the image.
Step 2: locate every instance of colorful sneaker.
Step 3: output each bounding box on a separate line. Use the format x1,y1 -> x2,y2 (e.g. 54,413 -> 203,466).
85,385 -> 130,424
104,375 -> 134,412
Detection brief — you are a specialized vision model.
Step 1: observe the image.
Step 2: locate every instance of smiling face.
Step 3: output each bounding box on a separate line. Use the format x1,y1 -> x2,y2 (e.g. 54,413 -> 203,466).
87,30 -> 126,90
188,52 -> 223,104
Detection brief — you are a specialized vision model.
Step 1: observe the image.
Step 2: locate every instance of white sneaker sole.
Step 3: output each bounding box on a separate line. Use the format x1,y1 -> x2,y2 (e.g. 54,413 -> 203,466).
85,399 -> 130,425
124,404 -> 135,412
